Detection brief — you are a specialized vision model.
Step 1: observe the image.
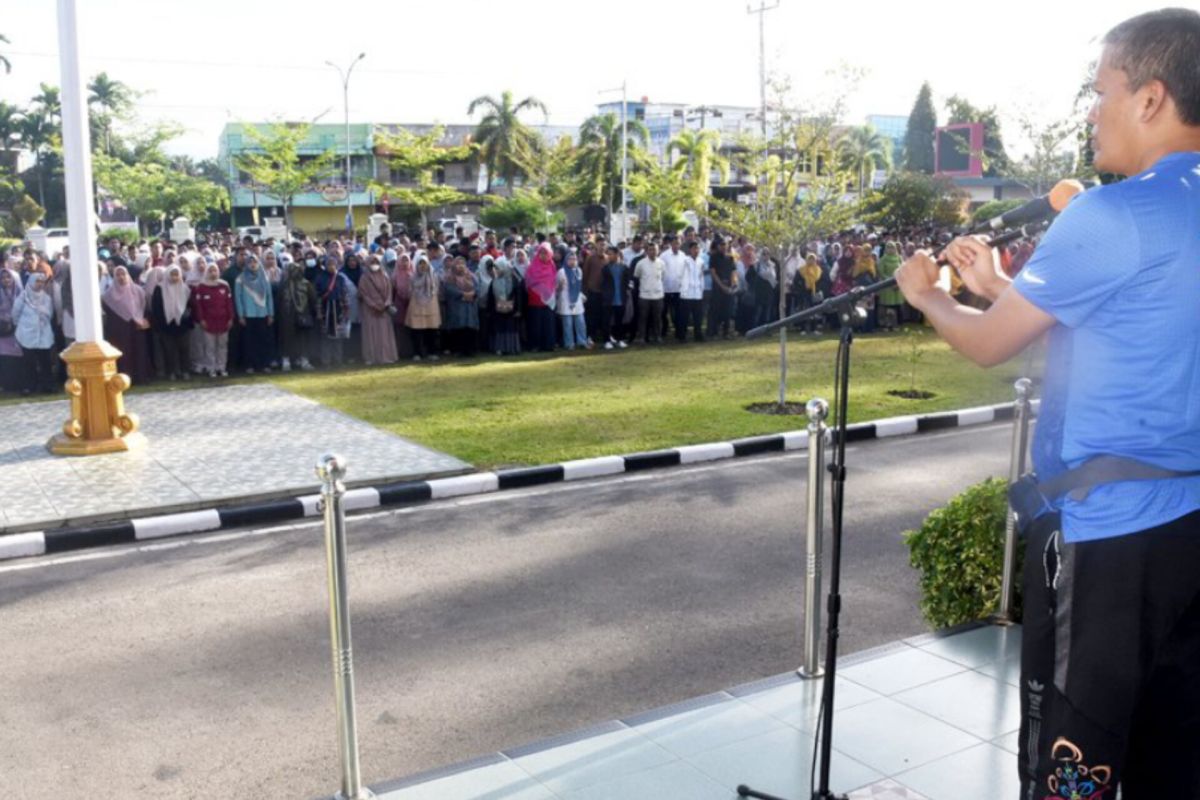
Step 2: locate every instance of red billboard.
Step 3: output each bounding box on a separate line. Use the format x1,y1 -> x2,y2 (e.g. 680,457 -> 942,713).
934,122 -> 984,178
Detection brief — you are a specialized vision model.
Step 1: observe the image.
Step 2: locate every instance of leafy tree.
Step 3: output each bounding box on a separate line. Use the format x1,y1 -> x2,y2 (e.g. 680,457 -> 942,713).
467,90 -> 547,193
836,125 -> 892,194
629,160 -> 693,234
0,101 -> 23,151
862,171 -> 965,231
20,112 -> 53,208
93,153 -> 229,234
1007,113 -> 1083,196
371,125 -> 477,229
710,73 -> 861,407
87,72 -> 134,155
234,122 -> 338,228
12,194 -> 45,231
513,135 -> 590,211
479,190 -> 560,233
576,112 -> 650,213
903,82 -> 937,174
32,84 -> 60,123
944,95 -> 1011,177
669,128 -> 730,212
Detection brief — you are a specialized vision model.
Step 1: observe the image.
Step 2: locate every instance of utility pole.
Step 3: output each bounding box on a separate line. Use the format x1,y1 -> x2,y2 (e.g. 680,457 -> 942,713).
747,0 -> 780,140
326,53 -> 366,233
599,81 -> 629,240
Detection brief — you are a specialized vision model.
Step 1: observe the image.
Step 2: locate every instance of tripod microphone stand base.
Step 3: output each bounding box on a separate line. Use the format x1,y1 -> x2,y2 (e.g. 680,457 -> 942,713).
735,785 -> 846,800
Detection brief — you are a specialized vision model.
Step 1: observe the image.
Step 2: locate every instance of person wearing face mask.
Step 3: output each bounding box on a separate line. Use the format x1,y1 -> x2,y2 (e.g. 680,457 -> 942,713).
0,268 -> 22,393
275,262 -> 317,372
340,253 -> 363,363
358,255 -> 398,365
234,255 -> 275,374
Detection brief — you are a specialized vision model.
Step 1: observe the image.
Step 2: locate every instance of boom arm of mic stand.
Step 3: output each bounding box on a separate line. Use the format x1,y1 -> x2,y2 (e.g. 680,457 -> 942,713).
744,221 -> 1049,340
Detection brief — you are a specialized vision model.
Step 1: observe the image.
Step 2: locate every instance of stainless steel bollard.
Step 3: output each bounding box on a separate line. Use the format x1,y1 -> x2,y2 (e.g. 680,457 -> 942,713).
316,454 -> 375,800
799,398 -> 829,678
997,379 -> 1033,623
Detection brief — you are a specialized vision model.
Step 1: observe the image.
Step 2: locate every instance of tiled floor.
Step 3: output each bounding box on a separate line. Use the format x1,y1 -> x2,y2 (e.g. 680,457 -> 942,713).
0,384 -> 469,532
371,624 -> 1024,800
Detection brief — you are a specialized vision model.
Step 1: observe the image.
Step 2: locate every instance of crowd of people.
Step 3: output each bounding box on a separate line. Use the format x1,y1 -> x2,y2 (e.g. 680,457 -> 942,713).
0,222 -> 1040,396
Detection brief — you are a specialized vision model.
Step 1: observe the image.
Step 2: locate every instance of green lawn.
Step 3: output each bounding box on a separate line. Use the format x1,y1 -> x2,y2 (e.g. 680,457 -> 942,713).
269,327 -> 1024,469
4,328 -> 1026,468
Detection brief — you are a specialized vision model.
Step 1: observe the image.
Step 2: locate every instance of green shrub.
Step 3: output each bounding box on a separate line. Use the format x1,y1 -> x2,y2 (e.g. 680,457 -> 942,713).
970,199 -> 1024,225
904,477 -> 1021,628
99,228 -> 141,246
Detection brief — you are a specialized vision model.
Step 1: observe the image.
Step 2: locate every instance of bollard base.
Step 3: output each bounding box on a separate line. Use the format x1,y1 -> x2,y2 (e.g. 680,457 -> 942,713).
333,790 -> 376,800
797,666 -> 824,679
988,613 -> 1018,627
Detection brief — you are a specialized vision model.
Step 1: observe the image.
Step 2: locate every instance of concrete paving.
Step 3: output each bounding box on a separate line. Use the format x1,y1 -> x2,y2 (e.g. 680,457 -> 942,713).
0,422 -> 1011,800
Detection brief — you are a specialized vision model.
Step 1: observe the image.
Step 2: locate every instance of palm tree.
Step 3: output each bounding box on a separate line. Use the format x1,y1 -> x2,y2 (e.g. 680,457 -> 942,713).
0,101 -> 23,151
668,128 -> 730,211
576,112 -> 649,213
21,113 -> 52,207
87,72 -> 133,154
32,83 -> 60,123
836,125 -> 892,195
0,34 -> 11,75
467,90 -> 548,193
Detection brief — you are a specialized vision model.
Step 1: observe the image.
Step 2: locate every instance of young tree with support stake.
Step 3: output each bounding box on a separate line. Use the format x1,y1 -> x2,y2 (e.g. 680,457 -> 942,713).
370,126 -> 476,230
709,75 -> 860,410
234,122 -> 338,230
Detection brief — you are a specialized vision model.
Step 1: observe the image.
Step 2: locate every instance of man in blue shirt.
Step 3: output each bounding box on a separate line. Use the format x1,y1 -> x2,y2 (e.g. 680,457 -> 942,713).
897,9 -> 1200,797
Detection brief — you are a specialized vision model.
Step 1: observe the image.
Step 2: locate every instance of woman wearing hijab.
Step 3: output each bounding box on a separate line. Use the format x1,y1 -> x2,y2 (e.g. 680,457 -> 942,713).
487,255 -> 521,356
442,258 -> 479,357
851,244 -> 878,332
405,255 -> 441,361
277,262 -> 317,371
340,252 -> 364,362
234,254 -> 275,374
476,255 -> 494,354
0,269 -> 23,392
149,265 -> 193,381
101,265 -> 153,384
751,249 -> 778,328
792,253 -> 825,335
191,263 -> 234,377
314,258 -> 351,368
875,241 -> 903,331
555,250 -> 587,350
390,252 -> 415,359
12,273 -> 56,394
358,255 -> 398,366
524,243 -> 558,352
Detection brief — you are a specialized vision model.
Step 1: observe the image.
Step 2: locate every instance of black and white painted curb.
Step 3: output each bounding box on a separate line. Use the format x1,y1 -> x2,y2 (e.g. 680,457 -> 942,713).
0,400 -> 1037,563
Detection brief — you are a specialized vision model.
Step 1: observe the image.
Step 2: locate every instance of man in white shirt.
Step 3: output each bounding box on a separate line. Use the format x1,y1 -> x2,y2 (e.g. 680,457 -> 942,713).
678,239 -> 706,342
622,234 -> 645,268
659,234 -> 687,340
633,241 -> 666,344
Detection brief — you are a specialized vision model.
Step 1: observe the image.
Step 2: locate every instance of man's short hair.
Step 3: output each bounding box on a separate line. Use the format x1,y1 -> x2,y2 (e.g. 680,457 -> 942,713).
1104,8 -> 1200,125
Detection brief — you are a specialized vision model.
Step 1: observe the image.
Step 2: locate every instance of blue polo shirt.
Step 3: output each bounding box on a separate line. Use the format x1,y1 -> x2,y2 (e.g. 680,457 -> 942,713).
1013,151 -> 1200,542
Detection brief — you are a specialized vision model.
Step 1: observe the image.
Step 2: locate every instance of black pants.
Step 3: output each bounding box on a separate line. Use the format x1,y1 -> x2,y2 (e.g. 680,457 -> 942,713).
676,299 -> 704,342
242,317 -> 273,371
637,298 -> 663,343
707,291 -> 734,337
585,290 -> 604,337
1019,510 -> 1200,798
412,328 -> 438,358
21,347 -> 55,393
662,293 -> 680,337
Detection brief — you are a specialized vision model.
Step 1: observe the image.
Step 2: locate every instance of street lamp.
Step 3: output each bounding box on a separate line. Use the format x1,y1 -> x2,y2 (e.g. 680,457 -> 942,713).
598,81 -> 628,239
325,53 -> 366,233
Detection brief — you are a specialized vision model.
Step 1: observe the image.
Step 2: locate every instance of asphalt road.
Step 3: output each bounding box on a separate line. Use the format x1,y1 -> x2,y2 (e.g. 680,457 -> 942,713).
0,423 -> 1012,799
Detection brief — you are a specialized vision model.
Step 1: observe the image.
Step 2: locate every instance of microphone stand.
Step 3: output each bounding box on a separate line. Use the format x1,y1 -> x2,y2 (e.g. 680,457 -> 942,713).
736,221 -> 1047,800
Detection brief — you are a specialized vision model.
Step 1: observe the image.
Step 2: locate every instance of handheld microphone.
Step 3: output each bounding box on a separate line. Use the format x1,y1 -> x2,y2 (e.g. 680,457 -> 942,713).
971,179 -> 1085,233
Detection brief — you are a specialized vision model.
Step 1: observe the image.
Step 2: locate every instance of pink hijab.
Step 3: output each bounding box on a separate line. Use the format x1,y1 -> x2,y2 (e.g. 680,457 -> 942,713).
525,243 -> 557,305
392,253 -> 413,301
102,266 -> 146,323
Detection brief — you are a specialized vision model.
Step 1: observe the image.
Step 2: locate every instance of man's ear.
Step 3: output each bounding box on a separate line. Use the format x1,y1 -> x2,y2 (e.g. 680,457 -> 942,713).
1138,78 -> 1172,123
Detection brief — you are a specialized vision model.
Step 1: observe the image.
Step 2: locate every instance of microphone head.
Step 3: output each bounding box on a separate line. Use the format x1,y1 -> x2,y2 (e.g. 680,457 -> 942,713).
1049,179 -> 1086,212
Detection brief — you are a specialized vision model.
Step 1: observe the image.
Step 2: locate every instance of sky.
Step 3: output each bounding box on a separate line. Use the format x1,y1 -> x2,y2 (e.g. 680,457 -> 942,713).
0,0 -> 1155,159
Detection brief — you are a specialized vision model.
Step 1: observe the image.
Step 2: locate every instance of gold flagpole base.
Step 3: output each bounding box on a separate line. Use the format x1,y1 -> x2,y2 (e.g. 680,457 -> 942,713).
47,340 -> 146,456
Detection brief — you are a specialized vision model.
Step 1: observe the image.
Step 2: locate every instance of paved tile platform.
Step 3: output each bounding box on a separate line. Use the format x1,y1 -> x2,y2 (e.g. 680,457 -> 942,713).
0,384 -> 469,533
369,624 -> 1025,800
